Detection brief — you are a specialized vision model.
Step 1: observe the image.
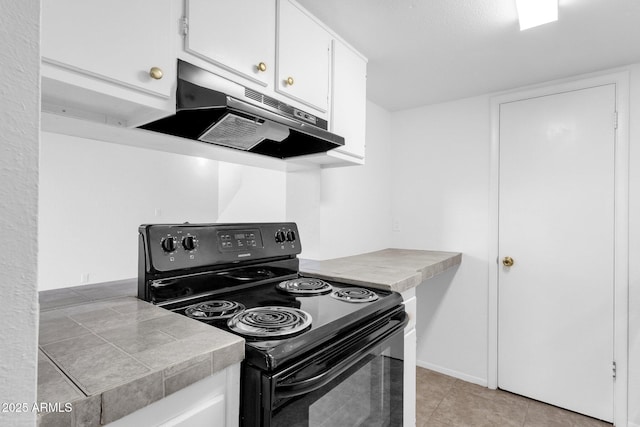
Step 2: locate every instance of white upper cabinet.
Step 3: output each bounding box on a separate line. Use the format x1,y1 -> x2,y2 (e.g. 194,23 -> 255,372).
184,0 -> 275,88
276,0 -> 331,113
331,40 -> 367,161
41,0 -> 175,126
41,0 -> 367,167
42,0 -> 174,98
184,0 -> 331,115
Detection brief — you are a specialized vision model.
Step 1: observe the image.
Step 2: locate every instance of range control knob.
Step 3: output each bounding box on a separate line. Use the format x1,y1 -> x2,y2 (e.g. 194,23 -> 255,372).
275,231 -> 286,243
161,237 -> 177,252
182,236 -> 196,251
286,230 -> 296,242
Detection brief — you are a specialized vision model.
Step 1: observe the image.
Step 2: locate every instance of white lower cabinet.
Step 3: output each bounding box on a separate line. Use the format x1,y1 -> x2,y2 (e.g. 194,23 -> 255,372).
402,289 -> 417,427
161,394 -> 225,427
108,363 -> 240,427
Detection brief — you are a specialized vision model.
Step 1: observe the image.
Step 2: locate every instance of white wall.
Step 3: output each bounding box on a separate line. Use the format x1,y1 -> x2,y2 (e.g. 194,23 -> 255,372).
218,162 -> 286,222
390,66 -> 640,425
38,132 -> 219,290
38,131 -> 292,290
318,102 -> 393,259
390,96 -> 491,385
287,101 -> 393,260
0,1 -> 39,425
286,167 -> 322,259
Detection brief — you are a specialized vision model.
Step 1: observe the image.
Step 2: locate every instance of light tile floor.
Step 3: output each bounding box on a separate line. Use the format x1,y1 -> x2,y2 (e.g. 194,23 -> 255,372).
416,367 -> 612,427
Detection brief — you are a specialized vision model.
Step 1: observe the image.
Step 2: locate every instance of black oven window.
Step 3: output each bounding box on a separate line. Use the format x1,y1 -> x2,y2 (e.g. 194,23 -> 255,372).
272,347 -> 403,427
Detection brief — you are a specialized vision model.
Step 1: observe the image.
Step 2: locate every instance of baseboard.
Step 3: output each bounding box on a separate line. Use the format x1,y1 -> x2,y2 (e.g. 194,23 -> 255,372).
416,360 -> 487,388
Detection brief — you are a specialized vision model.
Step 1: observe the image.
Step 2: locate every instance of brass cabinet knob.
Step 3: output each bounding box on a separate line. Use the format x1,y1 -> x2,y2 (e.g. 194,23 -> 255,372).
257,62 -> 267,72
149,67 -> 163,80
502,256 -> 514,267
286,76 -> 294,86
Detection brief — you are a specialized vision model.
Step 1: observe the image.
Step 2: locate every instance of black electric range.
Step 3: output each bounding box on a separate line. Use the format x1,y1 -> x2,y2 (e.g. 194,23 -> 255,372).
138,222 -> 406,427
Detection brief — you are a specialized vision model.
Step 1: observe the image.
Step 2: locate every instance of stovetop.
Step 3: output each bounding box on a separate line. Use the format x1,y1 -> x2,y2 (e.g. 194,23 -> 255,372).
162,277 -> 402,370
138,222 -> 404,372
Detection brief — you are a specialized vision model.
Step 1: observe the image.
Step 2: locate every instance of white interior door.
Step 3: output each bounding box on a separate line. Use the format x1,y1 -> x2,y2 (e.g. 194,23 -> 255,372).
498,84 -> 616,422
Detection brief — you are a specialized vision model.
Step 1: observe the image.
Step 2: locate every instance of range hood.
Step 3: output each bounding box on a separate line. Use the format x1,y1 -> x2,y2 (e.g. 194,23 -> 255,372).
139,60 -> 344,159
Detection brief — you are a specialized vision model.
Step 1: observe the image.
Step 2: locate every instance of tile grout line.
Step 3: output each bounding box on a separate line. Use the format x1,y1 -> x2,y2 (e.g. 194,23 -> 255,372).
417,367 -> 613,427
38,349 -> 91,397
424,377 -> 457,425
522,398 -> 531,427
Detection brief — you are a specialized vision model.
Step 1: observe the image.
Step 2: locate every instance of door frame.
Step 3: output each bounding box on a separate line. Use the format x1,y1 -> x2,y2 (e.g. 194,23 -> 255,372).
488,71 -> 629,426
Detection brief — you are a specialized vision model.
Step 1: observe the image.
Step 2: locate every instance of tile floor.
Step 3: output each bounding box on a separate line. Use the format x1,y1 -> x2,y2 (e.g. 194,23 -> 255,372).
416,367 -> 612,427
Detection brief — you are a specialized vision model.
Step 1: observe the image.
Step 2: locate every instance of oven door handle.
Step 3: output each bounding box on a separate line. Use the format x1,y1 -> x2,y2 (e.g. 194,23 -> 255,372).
274,311 -> 407,399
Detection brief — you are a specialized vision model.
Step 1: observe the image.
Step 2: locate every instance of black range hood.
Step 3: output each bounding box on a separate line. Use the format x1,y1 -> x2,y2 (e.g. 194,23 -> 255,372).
139,60 -> 344,159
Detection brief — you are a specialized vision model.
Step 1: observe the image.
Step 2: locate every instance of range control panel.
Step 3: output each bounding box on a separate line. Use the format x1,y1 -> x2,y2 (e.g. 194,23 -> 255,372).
218,229 -> 262,252
140,222 -> 301,272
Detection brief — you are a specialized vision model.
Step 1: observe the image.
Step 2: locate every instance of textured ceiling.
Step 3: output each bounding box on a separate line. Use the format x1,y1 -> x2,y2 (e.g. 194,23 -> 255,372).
297,0 -> 640,111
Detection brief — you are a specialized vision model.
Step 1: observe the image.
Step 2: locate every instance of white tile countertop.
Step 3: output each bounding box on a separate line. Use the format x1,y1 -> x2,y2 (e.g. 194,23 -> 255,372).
300,249 -> 462,292
37,280 -> 244,426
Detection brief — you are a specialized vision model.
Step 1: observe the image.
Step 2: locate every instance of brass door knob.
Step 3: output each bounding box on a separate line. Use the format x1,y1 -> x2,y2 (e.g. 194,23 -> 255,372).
502,256 -> 514,267
149,67 -> 163,80
257,62 -> 267,72
286,76 -> 294,86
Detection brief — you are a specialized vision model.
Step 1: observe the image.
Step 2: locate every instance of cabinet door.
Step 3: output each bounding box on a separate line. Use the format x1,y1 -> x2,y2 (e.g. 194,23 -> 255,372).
277,0 -> 331,112
161,395 -> 225,427
185,0 -> 275,88
331,40 -> 367,160
41,0 -> 174,98
107,365 -> 239,427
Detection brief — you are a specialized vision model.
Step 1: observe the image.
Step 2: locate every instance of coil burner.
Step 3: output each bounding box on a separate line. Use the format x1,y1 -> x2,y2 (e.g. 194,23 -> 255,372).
331,287 -> 379,303
227,306 -> 312,338
184,300 -> 245,320
276,278 -> 332,295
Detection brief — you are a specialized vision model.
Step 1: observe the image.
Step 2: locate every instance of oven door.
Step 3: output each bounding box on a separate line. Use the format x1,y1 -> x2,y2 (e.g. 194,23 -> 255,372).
262,309 -> 407,427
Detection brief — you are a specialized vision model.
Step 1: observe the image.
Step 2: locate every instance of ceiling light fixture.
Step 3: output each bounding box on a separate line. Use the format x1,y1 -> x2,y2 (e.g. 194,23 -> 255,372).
515,0 -> 558,31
